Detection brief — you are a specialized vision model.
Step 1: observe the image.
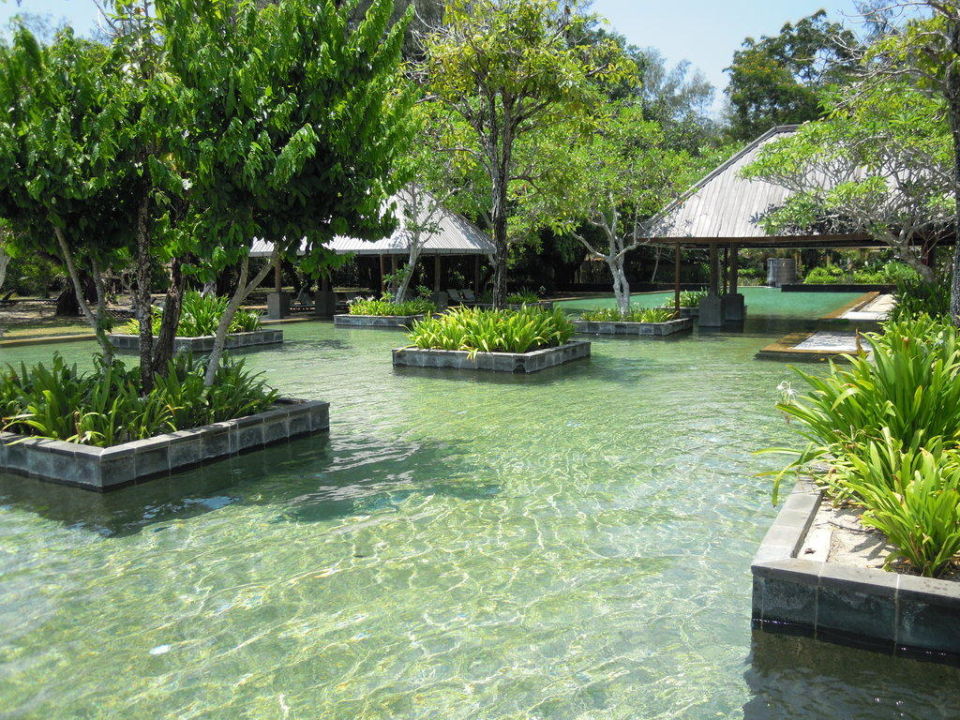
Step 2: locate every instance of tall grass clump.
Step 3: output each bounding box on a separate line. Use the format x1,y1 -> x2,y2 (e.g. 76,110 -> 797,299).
119,291 -> 262,337
580,307 -> 677,323
348,296 -> 436,316
1,354 -> 277,447
408,306 -> 573,354
766,315 -> 960,576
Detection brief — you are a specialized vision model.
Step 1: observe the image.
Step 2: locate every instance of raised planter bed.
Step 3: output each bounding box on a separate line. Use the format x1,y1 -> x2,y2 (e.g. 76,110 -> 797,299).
678,307 -> 699,319
752,479 -> 960,664
334,314 -> 423,329
0,398 -> 329,491
573,316 -> 693,336
392,340 -> 590,374
507,301 -> 554,311
109,329 -> 283,354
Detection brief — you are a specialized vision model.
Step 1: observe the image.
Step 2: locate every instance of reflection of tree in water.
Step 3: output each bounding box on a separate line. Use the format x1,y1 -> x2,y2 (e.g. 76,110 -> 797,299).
0,433 -> 492,538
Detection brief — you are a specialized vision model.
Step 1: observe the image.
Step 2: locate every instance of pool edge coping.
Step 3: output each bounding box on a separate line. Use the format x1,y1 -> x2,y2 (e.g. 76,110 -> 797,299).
752,479 -> 960,665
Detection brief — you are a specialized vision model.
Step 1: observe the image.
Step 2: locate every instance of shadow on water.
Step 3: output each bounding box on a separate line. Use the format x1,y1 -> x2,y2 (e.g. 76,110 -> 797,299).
742,630 -> 960,720
0,431 -> 493,537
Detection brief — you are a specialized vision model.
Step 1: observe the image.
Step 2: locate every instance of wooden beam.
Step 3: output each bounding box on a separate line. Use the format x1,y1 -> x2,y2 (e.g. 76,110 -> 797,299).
379,254 -> 385,293
434,255 -> 441,292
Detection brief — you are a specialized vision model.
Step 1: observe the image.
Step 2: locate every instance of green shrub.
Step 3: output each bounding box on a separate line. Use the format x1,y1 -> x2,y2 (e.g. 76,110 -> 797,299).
580,307 -> 677,323
890,277 -> 950,322
506,289 -> 540,304
832,433 -> 960,577
677,290 -> 707,308
408,306 -> 573,353
766,315 -> 960,576
118,291 -> 262,337
348,296 -> 436,316
803,261 -> 917,286
0,353 -> 278,447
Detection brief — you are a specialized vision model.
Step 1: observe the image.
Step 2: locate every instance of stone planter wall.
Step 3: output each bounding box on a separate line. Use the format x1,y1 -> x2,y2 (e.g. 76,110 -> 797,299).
0,398 -> 329,491
334,314 -> 424,329
109,329 -> 283,354
573,316 -> 692,336
393,340 -> 590,374
752,480 -> 960,664
507,301 -> 554,311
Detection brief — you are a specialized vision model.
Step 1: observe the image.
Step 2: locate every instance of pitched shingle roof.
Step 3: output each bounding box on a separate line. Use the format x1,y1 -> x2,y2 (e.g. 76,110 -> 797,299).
250,187 -> 495,258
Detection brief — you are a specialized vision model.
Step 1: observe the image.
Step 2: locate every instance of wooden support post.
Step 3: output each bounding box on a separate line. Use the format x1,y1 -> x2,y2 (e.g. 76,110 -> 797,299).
474,255 -> 481,292
434,255 -> 441,292
379,255 -> 385,293
721,246 -> 728,295
730,244 -> 739,295
709,243 -> 719,295
391,254 -> 398,274
674,243 -> 681,311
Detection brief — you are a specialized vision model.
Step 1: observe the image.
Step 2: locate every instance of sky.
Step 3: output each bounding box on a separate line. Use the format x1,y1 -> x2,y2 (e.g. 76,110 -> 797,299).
0,0 -> 910,112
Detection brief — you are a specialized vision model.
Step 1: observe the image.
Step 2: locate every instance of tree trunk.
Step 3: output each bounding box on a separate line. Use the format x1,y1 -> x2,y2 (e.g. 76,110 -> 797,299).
489,113 -> 512,310
203,252 -> 276,386
53,227 -> 115,359
0,246 -> 9,291
947,15 -> 960,324
649,246 -> 661,283
607,256 -> 630,317
133,195 -> 155,393
394,238 -> 423,304
151,257 -> 186,376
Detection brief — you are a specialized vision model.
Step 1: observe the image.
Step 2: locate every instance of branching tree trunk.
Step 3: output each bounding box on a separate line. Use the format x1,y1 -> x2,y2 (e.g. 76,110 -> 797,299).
54,227 -> 115,363
203,251 -> 276,386
573,205 -> 644,318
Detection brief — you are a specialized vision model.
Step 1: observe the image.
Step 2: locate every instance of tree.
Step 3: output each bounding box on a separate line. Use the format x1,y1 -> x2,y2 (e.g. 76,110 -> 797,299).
158,0 -> 414,384
419,0 -> 629,308
527,107 -> 698,316
742,84 -> 953,282
861,3 -> 960,321
0,27 -> 137,362
725,10 -> 859,141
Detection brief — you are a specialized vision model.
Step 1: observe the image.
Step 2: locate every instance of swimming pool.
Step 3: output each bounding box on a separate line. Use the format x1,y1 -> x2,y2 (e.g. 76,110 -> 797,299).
1,302 -> 956,719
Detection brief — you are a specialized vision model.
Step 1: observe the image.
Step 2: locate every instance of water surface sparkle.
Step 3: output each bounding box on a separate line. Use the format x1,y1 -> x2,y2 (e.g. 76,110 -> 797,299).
1,300 -> 957,719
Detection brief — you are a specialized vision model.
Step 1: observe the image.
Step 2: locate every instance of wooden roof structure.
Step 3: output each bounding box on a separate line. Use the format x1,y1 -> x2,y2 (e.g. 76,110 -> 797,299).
642,125 -> 874,248
250,187 -> 496,259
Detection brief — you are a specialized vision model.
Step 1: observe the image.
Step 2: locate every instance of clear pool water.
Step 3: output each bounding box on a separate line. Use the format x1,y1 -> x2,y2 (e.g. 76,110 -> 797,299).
557,286 -> 864,319
1,296 -> 958,719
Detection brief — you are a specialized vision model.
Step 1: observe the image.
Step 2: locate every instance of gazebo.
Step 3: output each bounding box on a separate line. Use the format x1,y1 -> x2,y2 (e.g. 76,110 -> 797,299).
250,188 -> 495,317
643,125 -> 880,325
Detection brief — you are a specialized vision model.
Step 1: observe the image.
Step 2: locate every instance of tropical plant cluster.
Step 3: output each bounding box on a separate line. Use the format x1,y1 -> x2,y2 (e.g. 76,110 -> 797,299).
580,307 -> 677,323
408,307 -> 573,354
676,290 -> 707,308
506,289 -> 541,304
803,262 -> 919,285
0,355 -> 278,448
348,297 -> 436,316
770,315 -> 960,577
890,277 -> 951,322
118,292 -> 261,337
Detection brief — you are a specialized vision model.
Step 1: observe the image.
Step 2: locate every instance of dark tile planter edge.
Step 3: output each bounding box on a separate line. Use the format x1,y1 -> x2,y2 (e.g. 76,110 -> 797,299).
392,340 -> 591,374
573,317 -> 693,336
108,329 -> 284,353
752,479 -> 960,665
0,398 -> 329,492
333,314 -> 424,329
